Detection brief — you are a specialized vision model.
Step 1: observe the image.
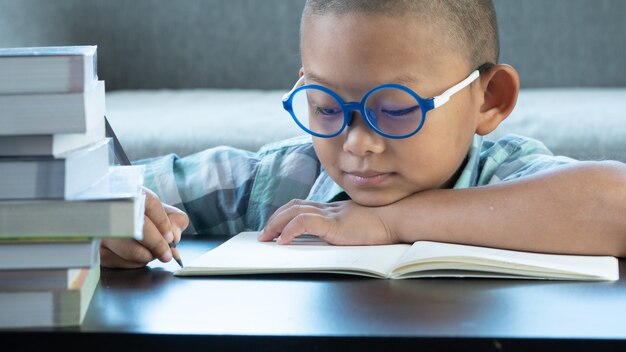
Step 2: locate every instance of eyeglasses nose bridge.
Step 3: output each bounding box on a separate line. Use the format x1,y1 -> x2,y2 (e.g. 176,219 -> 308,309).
343,102 -> 362,126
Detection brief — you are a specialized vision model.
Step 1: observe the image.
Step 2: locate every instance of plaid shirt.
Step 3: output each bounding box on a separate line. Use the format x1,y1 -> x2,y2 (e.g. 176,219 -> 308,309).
135,133 -> 576,235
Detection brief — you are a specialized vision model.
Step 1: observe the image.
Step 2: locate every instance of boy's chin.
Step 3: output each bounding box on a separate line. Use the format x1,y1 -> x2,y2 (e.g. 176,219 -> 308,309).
347,190 -> 408,207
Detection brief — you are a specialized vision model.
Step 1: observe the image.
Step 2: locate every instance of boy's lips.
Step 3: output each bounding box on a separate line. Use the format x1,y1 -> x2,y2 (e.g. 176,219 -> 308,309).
344,171 -> 393,187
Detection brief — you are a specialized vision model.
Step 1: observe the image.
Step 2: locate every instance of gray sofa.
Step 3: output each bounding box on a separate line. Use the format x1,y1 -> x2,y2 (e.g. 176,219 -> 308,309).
1,0 -> 625,162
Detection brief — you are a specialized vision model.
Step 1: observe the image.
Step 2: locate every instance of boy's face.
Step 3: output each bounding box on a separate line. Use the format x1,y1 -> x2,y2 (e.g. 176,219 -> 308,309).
300,13 -> 483,207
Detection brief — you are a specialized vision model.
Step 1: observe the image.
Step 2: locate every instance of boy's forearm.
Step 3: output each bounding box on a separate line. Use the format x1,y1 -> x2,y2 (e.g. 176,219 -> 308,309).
386,161 -> 626,257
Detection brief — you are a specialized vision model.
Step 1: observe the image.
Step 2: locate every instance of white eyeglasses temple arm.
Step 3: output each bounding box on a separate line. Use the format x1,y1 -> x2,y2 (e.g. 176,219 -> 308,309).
283,76 -> 306,100
433,70 -> 480,108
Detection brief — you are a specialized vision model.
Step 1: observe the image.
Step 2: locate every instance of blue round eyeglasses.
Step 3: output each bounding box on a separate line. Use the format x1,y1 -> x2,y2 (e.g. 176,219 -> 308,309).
282,64 -> 493,139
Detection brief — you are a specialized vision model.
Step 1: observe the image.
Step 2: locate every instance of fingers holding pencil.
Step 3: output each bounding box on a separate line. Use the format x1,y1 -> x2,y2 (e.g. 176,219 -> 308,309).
143,187 -> 189,268
169,241 -> 184,268
104,120 -> 188,269
164,203 -> 188,268
100,189 -> 189,269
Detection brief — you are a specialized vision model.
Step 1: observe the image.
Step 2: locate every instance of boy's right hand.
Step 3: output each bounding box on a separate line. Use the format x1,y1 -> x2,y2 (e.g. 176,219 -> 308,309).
100,187 -> 190,268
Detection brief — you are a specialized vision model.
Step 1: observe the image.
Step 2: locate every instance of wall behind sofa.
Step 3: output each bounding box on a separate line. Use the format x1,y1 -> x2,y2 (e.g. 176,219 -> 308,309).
1,0 -> 625,91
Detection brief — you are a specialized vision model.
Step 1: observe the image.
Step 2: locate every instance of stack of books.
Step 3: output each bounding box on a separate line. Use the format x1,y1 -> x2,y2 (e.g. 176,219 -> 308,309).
0,46 -> 146,329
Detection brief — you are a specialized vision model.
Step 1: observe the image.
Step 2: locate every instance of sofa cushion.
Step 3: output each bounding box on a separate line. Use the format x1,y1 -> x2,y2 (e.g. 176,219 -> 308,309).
105,89 -> 304,161
487,88 -> 626,162
105,88 -> 626,163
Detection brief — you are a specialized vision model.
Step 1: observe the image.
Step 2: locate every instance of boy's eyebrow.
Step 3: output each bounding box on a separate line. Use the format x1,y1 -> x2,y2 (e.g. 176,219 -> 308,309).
304,71 -> 422,88
304,71 -> 335,87
392,74 -> 423,87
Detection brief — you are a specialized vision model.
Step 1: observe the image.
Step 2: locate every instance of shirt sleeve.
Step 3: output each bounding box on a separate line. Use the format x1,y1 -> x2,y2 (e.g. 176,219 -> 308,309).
132,136 -> 320,235
477,133 -> 579,185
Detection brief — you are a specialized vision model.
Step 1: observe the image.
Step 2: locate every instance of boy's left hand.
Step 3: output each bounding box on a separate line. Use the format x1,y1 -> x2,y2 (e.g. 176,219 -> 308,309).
258,199 -> 399,245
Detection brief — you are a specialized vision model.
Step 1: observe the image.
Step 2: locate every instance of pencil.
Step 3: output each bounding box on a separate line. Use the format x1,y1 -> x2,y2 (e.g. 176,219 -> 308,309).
106,116 -> 184,268
169,241 -> 184,268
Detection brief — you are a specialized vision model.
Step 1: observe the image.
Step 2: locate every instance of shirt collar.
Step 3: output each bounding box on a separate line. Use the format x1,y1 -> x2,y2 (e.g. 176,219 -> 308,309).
452,134 -> 483,189
306,168 -> 346,203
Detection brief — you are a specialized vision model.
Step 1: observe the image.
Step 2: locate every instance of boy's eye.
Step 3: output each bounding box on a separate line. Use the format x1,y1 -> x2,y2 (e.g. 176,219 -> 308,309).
381,105 -> 420,118
315,106 -> 342,116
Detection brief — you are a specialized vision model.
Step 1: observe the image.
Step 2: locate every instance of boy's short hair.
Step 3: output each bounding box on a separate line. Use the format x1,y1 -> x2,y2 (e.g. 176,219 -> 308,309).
302,0 -> 499,70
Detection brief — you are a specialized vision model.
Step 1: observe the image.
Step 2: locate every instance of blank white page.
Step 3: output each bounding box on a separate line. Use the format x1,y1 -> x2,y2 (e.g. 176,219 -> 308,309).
393,241 -> 619,280
176,232 -> 410,278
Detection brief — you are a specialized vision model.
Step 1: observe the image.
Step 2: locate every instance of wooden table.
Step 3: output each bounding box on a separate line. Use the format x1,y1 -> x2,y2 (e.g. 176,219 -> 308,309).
3,234 -> 626,351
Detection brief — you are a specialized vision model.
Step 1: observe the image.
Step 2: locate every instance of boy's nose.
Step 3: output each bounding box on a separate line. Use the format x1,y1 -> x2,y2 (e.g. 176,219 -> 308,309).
343,111 -> 385,156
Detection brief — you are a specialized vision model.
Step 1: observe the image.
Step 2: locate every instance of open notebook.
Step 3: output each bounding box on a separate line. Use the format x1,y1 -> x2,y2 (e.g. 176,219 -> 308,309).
175,232 -> 619,281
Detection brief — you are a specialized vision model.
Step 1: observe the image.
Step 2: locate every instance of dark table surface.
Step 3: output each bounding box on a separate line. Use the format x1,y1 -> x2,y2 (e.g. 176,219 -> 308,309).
3,234 -> 626,352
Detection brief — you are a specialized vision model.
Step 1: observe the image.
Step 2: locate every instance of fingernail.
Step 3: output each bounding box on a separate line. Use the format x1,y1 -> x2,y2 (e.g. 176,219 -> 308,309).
162,250 -> 172,262
165,231 -> 174,243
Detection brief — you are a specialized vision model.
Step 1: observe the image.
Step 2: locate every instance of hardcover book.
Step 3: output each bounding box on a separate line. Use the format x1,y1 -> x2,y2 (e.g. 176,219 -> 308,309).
0,165 -> 146,239
0,137 -> 112,199
176,232 -> 619,281
0,267 -> 90,291
0,264 -> 100,328
0,117 -> 106,157
0,238 -> 100,270
0,45 -> 97,94
0,79 -> 105,135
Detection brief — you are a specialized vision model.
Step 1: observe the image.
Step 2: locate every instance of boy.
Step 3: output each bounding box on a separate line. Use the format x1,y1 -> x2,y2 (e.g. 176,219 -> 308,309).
100,0 -> 626,268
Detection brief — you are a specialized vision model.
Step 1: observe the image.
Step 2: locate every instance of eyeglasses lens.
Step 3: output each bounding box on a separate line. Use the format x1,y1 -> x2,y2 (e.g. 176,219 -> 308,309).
290,87 -> 422,137
291,88 -> 344,136
364,88 -> 422,137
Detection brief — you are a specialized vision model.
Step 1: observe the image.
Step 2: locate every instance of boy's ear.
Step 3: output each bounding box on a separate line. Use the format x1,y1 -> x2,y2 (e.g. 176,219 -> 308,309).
475,64 -> 520,136
299,67 -> 305,77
